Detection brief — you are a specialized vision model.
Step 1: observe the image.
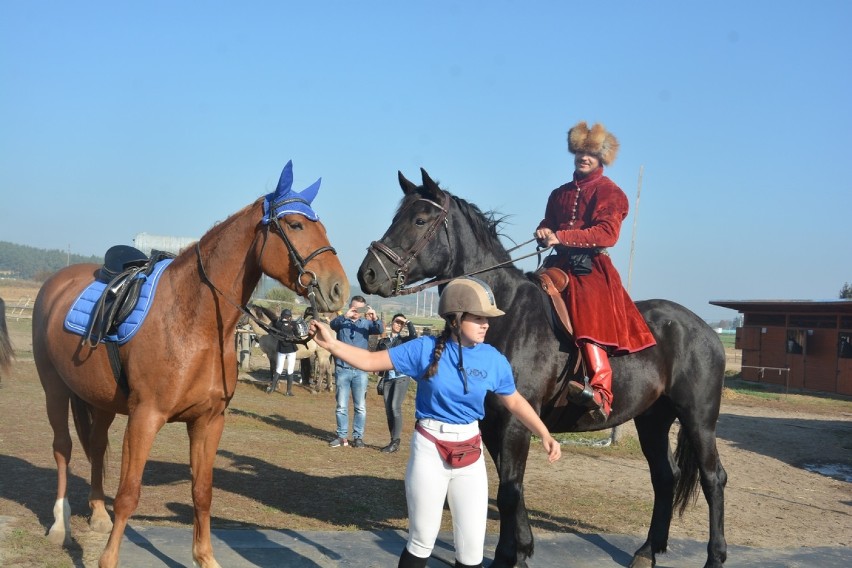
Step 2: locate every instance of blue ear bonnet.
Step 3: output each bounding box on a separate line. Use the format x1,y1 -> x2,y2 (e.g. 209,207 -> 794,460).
262,160 -> 321,223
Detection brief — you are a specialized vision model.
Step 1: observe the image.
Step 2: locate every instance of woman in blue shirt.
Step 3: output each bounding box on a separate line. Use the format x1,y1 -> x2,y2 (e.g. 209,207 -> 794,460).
310,277 -> 561,568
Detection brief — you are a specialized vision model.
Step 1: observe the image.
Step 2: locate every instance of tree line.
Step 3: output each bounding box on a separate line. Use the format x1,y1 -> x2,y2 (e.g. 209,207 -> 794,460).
0,241 -> 103,281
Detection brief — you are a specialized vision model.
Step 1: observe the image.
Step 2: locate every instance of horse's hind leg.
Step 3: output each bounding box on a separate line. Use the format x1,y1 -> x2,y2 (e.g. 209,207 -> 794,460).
88,409 -> 116,533
99,409 -> 165,568
187,413 -> 226,568
630,411 -> 678,568
41,373 -> 74,545
677,412 -> 728,568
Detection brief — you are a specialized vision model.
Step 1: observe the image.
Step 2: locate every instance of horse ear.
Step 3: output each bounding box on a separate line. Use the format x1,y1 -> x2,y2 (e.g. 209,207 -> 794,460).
276,160 -> 294,195
297,177 -> 321,204
420,168 -> 442,199
398,171 -> 419,195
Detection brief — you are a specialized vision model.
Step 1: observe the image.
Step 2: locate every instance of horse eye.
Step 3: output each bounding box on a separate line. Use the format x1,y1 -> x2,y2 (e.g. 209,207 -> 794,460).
287,221 -> 303,230
414,217 -> 427,227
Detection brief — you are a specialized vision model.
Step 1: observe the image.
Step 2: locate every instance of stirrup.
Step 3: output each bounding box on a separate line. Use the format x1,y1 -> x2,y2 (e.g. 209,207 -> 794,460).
566,377 -> 597,408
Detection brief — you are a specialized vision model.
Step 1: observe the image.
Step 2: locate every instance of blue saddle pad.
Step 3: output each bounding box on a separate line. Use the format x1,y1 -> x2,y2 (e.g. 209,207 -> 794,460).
64,258 -> 173,344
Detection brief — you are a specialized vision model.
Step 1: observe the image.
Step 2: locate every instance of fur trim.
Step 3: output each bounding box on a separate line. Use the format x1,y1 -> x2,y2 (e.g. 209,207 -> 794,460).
567,121 -> 620,165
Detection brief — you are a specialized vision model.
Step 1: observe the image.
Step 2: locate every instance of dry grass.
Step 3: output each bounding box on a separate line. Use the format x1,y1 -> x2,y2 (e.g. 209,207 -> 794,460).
3,278 -> 851,566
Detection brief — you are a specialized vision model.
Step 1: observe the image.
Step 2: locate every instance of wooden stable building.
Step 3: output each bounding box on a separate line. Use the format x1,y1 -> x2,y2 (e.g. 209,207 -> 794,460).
710,299 -> 852,396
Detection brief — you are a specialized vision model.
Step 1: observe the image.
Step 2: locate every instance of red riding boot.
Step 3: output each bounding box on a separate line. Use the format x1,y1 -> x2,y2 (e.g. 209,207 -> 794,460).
567,342 -> 613,423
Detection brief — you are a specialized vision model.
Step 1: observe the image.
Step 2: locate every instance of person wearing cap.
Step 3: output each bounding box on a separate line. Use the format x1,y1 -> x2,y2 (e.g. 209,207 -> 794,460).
375,313 -> 418,453
534,121 -> 657,423
267,308 -> 299,396
309,277 -> 561,568
328,295 -> 384,448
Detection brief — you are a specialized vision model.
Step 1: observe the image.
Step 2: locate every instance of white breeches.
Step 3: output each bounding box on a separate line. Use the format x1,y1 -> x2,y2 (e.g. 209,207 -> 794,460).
404,418 -> 487,565
275,351 -> 297,375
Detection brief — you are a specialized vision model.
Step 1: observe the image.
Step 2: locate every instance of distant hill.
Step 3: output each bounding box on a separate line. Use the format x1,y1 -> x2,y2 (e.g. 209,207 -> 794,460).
0,240 -> 443,322
0,241 -> 103,281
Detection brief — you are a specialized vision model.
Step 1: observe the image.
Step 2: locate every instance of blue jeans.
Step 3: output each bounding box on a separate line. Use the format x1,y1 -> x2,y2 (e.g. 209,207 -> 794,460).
334,366 -> 367,439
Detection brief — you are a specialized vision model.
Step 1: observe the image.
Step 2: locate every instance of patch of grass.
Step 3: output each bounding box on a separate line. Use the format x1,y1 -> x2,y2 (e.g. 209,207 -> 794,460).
723,377 -> 852,414
546,431 -> 644,460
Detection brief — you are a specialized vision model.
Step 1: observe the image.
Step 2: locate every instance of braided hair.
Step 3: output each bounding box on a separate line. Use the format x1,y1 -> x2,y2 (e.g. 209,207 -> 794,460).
424,318 -> 455,379
423,313 -> 471,393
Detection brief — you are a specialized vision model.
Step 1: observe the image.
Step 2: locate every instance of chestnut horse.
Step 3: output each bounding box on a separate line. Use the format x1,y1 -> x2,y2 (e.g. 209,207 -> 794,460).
32,162 -> 349,568
358,169 -> 727,568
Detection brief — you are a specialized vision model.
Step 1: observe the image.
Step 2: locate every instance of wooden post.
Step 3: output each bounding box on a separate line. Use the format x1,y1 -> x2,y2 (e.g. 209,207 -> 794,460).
611,165 -> 644,445
236,329 -> 253,371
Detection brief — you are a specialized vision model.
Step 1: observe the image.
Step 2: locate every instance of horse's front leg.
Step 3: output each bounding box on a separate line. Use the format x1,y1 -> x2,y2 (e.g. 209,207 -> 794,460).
630,413 -> 677,568
98,409 -> 165,568
488,416 -> 534,568
187,412 -> 226,568
88,409 -> 116,534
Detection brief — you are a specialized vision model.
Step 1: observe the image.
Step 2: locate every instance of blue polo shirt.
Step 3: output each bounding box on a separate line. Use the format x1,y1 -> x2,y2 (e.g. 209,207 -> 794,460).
389,336 -> 516,424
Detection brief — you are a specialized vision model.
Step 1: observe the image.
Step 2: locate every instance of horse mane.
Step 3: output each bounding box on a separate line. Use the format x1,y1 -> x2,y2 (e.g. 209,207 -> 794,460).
439,188 -> 513,263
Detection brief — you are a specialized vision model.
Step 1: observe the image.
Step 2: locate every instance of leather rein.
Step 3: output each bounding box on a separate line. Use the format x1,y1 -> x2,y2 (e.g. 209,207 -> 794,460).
196,197 -> 335,342
366,192 -> 551,297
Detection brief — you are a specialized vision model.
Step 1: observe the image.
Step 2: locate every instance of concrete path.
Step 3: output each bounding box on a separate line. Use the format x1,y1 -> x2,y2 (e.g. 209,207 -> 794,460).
115,525 -> 851,567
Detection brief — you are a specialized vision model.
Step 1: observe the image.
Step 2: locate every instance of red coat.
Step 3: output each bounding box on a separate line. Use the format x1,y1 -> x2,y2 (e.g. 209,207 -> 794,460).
537,168 -> 656,355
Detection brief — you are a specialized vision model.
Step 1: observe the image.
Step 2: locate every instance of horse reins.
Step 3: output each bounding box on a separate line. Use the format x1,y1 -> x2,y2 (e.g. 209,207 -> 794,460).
196,197 -> 336,342
367,191 -> 552,297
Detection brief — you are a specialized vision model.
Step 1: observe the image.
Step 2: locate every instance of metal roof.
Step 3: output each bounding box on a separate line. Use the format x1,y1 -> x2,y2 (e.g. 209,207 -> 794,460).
710,299 -> 852,314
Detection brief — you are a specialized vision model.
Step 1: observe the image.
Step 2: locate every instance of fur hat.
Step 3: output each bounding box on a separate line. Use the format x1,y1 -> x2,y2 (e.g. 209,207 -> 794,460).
567,121 -> 620,166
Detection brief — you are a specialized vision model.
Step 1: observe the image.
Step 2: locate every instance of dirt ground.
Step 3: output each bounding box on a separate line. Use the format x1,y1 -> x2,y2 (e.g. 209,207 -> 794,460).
1,280 -> 851,567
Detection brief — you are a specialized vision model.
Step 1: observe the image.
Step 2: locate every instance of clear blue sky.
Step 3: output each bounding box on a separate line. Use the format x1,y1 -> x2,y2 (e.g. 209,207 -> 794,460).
2,1 -> 850,322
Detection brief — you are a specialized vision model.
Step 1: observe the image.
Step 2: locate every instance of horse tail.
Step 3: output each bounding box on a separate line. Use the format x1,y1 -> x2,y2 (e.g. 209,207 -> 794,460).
0,298 -> 14,380
69,392 -> 95,462
673,426 -> 700,516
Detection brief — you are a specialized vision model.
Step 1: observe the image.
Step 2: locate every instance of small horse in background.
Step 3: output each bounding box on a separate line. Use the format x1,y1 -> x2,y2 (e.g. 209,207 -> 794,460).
0,297 -> 14,380
32,162 -> 349,568
358,169 -> 727,568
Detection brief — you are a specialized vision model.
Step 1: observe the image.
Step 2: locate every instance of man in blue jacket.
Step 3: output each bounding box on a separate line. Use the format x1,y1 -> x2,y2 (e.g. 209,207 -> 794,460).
328,295 -> 383,448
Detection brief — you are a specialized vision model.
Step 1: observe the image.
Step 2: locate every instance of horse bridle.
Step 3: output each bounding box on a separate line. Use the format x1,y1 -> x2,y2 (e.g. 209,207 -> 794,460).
367,191 -> 551,297
196,196 -> 336,342
366,192 -> 452,296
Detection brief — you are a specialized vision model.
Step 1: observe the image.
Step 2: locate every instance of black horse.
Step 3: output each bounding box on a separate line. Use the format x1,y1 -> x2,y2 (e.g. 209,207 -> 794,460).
358,169 -> 727,568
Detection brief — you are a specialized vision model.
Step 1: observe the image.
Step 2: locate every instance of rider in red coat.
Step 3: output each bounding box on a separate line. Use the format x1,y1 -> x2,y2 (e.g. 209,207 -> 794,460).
535,121 -> 656,423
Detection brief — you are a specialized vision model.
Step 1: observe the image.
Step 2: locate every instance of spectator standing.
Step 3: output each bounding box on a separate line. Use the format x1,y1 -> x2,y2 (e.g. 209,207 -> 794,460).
267,308 -> 298,396
376,313 -> 418,453
328,296 -> 383,448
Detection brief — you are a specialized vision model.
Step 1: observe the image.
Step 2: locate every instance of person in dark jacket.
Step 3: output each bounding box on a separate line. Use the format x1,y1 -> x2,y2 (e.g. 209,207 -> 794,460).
376,313 -> 418,453
267,308 -> 299,396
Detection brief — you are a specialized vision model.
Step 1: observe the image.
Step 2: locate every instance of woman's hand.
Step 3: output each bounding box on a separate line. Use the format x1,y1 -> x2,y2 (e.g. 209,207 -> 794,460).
309,320 -> 336,350
541,434 -> 561,464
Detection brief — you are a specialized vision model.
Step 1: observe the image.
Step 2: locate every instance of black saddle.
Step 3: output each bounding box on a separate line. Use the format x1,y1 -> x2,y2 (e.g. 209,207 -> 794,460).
84,246 -> 174,348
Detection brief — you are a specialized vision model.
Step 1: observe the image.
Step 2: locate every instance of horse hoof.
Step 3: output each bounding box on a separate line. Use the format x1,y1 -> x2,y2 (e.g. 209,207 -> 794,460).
47,527 -> 69,546
90,516 -> 113,534
628,554 -> 655,568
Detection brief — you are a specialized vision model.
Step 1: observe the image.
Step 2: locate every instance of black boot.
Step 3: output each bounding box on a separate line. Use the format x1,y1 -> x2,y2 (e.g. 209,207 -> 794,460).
267,373 -> 281,394
381,439 -> 400,453
285,373 -> 294,396
398,548 -> 429,568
